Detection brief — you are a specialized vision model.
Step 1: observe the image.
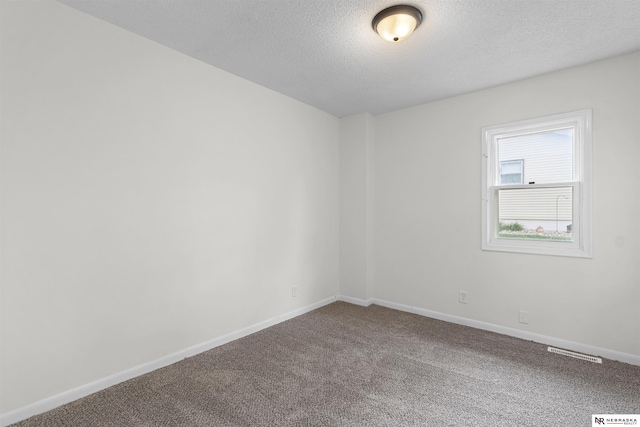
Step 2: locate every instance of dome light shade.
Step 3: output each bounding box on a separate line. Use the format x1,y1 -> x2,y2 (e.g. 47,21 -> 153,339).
372,5 -> 423,42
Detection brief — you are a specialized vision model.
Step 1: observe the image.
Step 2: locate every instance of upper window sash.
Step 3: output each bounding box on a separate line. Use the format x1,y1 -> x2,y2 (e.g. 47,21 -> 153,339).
484,112 -> 589,183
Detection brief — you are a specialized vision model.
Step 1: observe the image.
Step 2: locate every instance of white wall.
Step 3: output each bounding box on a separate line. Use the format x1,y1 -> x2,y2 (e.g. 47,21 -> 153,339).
0,0 -> 339,414
339,113 -> 375,301
373,52 -> 640,357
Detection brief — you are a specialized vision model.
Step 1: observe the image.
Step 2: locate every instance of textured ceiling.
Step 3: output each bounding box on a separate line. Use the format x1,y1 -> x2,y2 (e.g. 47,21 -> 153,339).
57,0 -> 640,117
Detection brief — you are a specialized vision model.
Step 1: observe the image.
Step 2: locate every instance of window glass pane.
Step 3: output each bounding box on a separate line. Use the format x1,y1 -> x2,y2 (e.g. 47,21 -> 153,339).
500,173 -> 522,184
501,161 -> 522,174
497,186 -> 573,241
499,160 -> 523,184
497,128 -> 573,184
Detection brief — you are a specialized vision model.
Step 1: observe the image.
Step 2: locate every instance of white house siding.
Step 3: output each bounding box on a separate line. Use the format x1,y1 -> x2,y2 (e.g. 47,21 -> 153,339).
498,186 -> 572,221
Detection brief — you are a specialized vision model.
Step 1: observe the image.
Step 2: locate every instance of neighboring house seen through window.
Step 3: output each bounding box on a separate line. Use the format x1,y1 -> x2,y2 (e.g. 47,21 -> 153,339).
482,110 -> 592,257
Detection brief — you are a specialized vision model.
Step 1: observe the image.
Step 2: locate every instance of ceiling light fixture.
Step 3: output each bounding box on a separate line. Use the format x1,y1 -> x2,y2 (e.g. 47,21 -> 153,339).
372,5 -> 423,42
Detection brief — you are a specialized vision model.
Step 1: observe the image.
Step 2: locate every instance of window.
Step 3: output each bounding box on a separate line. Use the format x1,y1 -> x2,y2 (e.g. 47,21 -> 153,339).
482,110 -> 592,257
499,160 -> 524,184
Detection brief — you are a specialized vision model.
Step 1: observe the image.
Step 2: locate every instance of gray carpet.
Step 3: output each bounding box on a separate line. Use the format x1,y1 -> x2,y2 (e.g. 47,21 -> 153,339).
12,302 -> 640,426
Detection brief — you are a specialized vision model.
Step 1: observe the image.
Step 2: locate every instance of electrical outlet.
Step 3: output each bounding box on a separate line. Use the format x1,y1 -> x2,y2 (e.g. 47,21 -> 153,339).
519,310 -> 528,324
291,286 -> 298,297
459,291 -> 467,304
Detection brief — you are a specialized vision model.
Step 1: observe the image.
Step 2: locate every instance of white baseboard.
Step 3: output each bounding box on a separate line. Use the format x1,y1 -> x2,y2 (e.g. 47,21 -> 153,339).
337,294 -> 373,307
0,296 -> 338,427
369,297 -> 640,366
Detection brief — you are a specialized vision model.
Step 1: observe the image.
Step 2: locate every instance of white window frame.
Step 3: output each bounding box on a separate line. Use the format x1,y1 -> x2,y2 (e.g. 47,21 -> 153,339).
481,110 -> 592,258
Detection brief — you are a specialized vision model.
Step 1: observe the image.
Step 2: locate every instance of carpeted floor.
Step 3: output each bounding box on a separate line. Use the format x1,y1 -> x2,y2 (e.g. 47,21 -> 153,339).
12,302 -> 640,426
